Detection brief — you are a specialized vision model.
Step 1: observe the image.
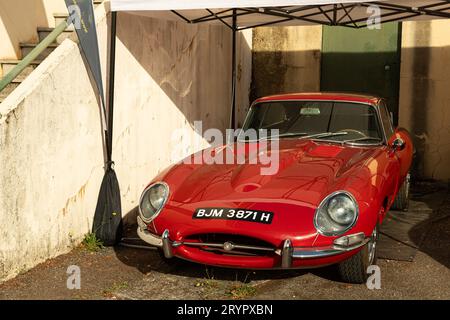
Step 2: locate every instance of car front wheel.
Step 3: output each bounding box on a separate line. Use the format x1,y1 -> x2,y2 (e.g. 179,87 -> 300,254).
337,225 -> 378,284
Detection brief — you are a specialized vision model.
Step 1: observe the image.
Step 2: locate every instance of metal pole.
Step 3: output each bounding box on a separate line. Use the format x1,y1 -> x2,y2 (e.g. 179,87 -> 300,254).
107,11 -> 117,168
230,9 -> 237,129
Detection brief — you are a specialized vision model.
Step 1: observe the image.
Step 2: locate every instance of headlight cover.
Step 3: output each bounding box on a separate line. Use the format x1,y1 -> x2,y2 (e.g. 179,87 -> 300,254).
139,182 -> 169,223
314,191 -> 359,236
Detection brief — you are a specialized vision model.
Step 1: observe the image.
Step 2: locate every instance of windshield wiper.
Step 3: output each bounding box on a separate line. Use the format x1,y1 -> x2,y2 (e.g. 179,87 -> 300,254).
243,132 -> 309,142
239,131 -> 348,142
259,131 -> 348,141
308,132 -> 349,140
343,137 -> 382,144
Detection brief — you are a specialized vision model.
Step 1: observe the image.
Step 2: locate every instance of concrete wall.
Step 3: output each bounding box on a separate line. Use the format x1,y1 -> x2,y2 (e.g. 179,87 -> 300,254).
251,26 -> 322,101
236,30 -> 253,127
399,20 -> 450,180
0,3 -> 252,282
252,22 -> 450,181
0,0 -> 67,60
113,12 -> 252,217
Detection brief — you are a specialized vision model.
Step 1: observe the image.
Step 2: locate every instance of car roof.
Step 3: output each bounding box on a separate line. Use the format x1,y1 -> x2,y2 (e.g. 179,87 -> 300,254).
254,92 -> 381,105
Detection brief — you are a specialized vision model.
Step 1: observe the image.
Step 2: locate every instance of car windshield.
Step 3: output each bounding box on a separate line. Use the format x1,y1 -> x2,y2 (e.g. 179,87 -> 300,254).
239,100 -> 383,144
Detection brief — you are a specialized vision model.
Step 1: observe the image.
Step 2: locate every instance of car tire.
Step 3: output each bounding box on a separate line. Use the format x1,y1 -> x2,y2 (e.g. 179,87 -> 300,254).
338,225 -> 379,284
392,173 -> 410,211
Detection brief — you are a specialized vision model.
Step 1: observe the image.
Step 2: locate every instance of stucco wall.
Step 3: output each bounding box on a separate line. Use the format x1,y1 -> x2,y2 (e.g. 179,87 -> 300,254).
0,39 -> 104,282
0,4 -> 252,282
251,26 -> 323,101
0,0 -> 68,60
399,20 -> 450,180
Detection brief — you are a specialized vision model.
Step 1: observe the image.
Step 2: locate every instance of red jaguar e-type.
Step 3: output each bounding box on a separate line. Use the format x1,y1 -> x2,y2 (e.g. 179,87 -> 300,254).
136,93 -> 413,283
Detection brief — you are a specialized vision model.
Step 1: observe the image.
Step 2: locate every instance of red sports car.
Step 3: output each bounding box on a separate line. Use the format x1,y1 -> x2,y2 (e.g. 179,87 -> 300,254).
137,93 -> 413,283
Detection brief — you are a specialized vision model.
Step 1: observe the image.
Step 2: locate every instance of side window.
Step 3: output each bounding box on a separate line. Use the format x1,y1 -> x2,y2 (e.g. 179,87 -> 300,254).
379,101 -> 395,139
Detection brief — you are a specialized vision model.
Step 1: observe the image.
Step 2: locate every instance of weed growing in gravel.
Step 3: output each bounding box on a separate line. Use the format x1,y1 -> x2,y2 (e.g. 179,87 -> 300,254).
195,279 -> 219,289
227,283 -> 257,299
82,233 -> 104,252
102,281 -> 129,298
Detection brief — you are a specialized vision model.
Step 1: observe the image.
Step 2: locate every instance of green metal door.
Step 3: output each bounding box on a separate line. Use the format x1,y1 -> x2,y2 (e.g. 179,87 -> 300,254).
321,23 -> 401,125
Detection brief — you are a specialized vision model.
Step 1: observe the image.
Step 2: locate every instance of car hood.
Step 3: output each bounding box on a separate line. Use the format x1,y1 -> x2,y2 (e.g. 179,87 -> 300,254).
164,139 -> 380,208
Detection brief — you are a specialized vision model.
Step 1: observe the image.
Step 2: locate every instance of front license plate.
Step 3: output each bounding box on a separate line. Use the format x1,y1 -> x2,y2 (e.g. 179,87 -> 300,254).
193,208 -> 274,224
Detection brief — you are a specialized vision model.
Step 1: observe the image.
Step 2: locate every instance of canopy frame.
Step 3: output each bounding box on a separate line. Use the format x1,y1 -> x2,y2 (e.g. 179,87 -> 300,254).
168,1 -> 450,31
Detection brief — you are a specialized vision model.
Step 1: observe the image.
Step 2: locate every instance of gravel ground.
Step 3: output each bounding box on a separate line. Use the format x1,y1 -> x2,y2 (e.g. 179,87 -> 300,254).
0,183 -> 449,300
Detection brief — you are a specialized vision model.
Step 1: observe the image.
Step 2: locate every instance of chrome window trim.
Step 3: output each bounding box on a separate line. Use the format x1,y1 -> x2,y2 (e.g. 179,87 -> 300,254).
376,99 -> 394,144
138,181 -> 170,224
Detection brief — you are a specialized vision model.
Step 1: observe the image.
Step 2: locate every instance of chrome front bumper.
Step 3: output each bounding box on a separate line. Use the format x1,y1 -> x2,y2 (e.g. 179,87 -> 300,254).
137,219 -> 369,269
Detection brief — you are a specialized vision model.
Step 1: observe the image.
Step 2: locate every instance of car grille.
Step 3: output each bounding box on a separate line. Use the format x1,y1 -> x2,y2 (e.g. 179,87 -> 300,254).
182,233 -> 277,257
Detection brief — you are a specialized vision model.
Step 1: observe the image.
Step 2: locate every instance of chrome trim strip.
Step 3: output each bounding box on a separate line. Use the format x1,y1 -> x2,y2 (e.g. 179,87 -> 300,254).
182,241 -> 275,252
376,99 -> 390,145
293,249 -> 342,259
252,98 -> 379,107
292,237 -> 370,259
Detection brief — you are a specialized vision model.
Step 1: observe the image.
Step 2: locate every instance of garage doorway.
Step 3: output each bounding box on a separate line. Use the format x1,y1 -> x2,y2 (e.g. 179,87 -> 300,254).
321,23 -> 402,125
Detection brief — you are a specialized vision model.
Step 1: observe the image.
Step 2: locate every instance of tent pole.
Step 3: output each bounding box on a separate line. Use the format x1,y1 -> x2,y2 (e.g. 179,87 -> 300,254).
230,9 -> 237,130
91,10 -> 122,247
107,11 -> 117,167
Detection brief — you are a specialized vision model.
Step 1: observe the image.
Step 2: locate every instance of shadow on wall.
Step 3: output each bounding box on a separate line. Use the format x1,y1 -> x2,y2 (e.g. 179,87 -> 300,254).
251,49 -> 320,102
405,22 -> 431,181
252,51 -> 401,122
251,43 -> 450,180
251,26 -> 322,102
112,12 -> 252,222
116,12 -> 251,131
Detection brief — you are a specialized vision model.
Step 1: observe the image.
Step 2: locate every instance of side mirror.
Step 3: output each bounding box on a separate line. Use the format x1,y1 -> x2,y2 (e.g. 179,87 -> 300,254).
391,138 -> 406,151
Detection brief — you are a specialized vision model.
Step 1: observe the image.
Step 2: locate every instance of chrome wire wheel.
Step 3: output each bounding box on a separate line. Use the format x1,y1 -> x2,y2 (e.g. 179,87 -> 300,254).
367,227 -> 378,265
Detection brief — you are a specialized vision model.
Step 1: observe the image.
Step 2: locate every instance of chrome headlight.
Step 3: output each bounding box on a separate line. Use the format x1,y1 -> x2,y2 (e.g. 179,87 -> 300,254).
314,191 -> 359,236
139,182 -> 169,223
